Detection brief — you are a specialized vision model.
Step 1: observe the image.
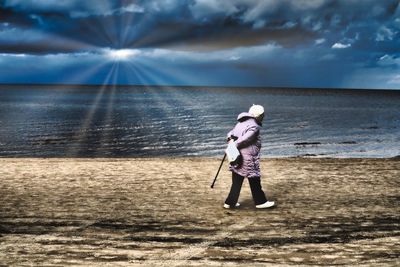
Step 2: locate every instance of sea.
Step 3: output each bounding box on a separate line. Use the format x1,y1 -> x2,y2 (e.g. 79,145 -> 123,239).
0,85 -> 399,158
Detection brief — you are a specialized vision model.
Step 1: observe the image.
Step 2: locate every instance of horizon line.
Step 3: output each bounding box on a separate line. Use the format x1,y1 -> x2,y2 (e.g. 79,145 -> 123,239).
0,83 -> 399,93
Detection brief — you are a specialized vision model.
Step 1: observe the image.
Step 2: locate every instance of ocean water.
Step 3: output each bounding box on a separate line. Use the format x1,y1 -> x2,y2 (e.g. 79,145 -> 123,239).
0,85 -> 399,158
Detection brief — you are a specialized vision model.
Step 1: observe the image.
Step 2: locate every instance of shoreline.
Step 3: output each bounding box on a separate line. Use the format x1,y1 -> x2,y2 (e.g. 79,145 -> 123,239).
0,155 -> 399,159
0,158 -> 399,266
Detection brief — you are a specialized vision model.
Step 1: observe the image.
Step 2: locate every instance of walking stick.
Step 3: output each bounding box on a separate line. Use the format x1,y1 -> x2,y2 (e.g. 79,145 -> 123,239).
210,153 -> 226,188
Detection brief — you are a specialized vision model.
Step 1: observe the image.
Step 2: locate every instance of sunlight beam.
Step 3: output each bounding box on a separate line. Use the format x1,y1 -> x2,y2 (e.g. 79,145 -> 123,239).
105,48 -> 140,61
66,63 -> 117,156
98,62 -> 120,153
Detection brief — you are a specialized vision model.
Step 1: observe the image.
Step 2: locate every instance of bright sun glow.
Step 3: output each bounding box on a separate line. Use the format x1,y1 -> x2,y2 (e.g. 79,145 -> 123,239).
106,49 -> 140,61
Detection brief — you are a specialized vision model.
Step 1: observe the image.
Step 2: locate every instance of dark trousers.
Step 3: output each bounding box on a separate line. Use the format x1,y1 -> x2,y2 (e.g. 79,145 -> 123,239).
225,172 -> 268,206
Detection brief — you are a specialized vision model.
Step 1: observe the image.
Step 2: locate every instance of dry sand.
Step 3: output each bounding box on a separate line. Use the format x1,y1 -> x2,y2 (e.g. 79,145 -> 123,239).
0,158 -> 399,266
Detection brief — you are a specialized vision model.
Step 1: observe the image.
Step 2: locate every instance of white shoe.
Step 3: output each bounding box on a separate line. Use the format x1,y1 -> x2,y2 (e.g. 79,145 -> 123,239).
223,203 -> 240,209
256,201 -> 275,209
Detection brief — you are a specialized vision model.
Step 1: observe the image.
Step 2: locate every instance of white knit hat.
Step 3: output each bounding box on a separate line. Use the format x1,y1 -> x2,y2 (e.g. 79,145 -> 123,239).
249,104 -> 264,117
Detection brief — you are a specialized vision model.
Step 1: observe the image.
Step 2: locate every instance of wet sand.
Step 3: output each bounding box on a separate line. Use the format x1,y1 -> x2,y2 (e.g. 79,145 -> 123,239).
0,158 -> 399,266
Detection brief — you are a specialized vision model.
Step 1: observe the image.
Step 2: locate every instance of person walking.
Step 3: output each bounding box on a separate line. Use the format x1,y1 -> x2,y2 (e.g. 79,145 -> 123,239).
224,104 -> 275,209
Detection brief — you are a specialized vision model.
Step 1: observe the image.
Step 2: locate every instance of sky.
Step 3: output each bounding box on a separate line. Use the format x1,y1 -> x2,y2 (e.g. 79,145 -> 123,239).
0,0 -> 399,89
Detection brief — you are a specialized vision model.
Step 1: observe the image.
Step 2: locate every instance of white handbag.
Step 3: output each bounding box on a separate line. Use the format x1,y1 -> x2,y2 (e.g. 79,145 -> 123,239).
225,141 -> 241,165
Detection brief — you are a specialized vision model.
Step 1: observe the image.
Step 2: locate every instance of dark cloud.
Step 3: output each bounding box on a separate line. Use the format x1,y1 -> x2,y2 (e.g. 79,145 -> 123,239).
0,0 -> 399,88
2,0 -> 118,17
130,22 -> 316,51
1,0 -> 399,52
0,41 -> 96,55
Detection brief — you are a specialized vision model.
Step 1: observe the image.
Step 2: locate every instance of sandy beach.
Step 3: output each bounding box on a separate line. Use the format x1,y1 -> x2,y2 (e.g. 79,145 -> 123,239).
0,158 -> 399,266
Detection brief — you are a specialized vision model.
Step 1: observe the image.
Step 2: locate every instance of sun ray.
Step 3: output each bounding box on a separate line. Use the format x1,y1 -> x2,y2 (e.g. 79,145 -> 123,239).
129,69 -> 179,154
97,62 -> 120,155
122,62 -> 192,143
122,58 -> 213,135
129,57 -> 216,116
120,11 -> 144,48
26,26 -> 99,54
56,59 -> 109,85
4,57 -> 111,147
80,15 -> 116,47
66,63 -> 117,156
135,56 -> 208,87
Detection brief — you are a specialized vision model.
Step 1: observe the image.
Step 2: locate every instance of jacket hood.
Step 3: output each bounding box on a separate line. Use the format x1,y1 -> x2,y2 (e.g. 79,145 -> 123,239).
237,112 -> 262,125
237,112 -> 255,121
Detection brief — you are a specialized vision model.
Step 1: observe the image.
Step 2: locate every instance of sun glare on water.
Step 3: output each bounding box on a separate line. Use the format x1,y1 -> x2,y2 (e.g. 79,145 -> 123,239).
106,49 -> 140,61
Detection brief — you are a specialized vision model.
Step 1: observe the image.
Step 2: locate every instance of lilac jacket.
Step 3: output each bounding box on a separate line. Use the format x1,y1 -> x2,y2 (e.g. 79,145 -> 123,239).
227,112 -> 262,178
